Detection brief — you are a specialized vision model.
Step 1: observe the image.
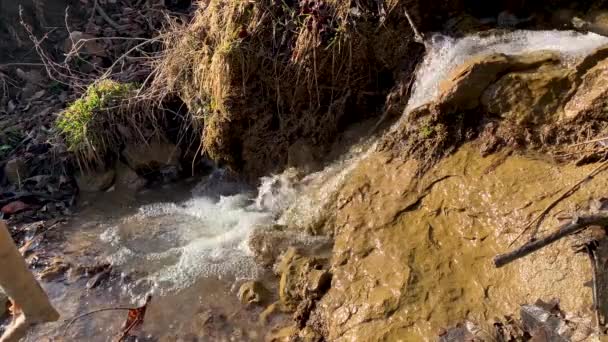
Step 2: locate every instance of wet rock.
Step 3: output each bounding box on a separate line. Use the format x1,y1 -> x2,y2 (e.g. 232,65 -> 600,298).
259,301 -> 281,323
115,162 -> 146,191
249,227 -> 332,268
76,168 -> 116,192
277,248 -> 330,312
237,280 -> 269,306
438,51 -> 559,112
249,228 -> 291,268
122,141 -> 181,172
287,139 -> 321,173
520,301 -> 570,341
564,58 -> 608,121
438,323 -> 477,342
266,325 -> 299,342
39,257 -> 70,281
86,266 -> 112,289
481,63 -> 575,125
439,321 -> 496,341
4,158 -> 27,185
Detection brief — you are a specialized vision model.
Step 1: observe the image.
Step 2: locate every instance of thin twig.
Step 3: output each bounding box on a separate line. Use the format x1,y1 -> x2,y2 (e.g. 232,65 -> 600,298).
555,148 -> 608,158
568,136 -> 608,149
404,7 -> 425,45
495,213 -> 608,267
93,0 -> 128,31
587,245 -> 602,334
62,307 -> 134,337
509,158 -> 608,246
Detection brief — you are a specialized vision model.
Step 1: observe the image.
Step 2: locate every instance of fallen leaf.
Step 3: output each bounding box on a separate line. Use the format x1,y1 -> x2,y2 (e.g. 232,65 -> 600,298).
116,295 -> 152,342
1,201 -> 29,215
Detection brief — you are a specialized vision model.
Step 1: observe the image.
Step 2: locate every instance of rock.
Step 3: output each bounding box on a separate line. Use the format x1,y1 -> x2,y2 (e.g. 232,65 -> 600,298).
4,158 -> 27,185
266,325 -> 299,342
39,258 -> 70,281
575,44 -> 608,75
520,301 -> 570,342
115,162 -> 146,191
76,168 -> 116,192
438,51 -> 559,112
277,248 -> 329,312
481,63 -> 575,125
259,301 -> 280,323
287,139 -> 321,173
237,281 -> 269,305
249,226 -> 332,268
564,58 -> 608,121
249,227 -> 291,268
122,141 -> 181,172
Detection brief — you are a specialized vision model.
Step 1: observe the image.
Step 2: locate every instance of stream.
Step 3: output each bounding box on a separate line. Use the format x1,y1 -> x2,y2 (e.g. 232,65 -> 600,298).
21,29 -> 608,341
26,171 -> 292,341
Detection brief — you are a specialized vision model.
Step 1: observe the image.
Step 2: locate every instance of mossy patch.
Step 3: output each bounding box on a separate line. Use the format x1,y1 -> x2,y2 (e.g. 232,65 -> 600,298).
56,80 -> 139,167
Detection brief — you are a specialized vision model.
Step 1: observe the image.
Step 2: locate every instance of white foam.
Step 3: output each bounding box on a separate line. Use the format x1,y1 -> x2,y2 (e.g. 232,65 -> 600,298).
407,30 -> 608,111
102,188 -> 275,295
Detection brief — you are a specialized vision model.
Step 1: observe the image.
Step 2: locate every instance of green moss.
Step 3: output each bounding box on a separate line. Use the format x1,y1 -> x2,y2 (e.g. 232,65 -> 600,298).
56,80 -> 137,162
419,125 -> 435,139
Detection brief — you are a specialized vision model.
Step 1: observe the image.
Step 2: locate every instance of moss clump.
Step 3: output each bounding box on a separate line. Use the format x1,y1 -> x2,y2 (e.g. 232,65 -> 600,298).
56,80 -> 138,166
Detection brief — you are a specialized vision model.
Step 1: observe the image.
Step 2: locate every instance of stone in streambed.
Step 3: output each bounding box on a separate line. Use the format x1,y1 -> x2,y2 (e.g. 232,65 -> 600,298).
115,162 -> 146,191
122,141 -> 181,172
4,158 -> 28,185
238,280 -> 269,306
277,248 -> 330,312
76,168 -> 116,192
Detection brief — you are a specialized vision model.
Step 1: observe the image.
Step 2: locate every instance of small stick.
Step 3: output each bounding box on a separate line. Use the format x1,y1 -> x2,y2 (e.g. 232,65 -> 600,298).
555,148 -> 608,158
494,214 -> 608,267
510,158 -> 608,246
568,136 -> 608,149
404,7 -> 425,45
62,307 -> 133,337
587,245 -> 602,334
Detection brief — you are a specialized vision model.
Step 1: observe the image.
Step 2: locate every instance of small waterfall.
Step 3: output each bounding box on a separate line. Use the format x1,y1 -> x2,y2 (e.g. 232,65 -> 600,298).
406,30 -> 608,111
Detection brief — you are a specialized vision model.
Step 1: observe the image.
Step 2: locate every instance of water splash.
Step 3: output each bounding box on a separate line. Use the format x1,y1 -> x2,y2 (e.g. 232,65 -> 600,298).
407,30 -> 608,111
98,172 -> 305,296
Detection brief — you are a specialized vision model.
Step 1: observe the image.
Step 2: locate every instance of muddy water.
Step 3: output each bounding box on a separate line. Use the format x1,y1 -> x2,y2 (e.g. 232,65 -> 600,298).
25,173 -> 289,341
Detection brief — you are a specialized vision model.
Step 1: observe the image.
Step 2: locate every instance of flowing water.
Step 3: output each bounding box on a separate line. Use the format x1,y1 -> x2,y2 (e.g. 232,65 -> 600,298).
20,29 -> 608,341
25,171 -> 295,341
406,30 -> 608,111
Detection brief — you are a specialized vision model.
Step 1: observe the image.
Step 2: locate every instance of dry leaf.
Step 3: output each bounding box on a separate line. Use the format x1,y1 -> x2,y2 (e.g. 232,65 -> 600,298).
1,201 -> 29,215
116,295 -> 152,342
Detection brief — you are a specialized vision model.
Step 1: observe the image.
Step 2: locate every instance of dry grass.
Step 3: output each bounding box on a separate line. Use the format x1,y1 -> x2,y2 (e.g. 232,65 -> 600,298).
149,0 -> 420,177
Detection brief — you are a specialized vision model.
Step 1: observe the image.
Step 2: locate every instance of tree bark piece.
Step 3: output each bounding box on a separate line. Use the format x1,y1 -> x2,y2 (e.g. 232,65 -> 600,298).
494,214 -> 608,268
